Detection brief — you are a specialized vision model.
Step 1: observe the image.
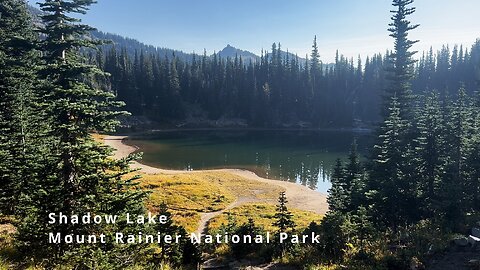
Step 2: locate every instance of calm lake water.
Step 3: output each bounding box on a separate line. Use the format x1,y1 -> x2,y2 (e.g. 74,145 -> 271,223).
128,129 -> 372,193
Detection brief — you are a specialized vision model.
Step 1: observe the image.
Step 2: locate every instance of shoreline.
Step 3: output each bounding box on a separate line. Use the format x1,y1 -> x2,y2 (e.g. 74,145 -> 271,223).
118,126 -> 373,137
103,135 -> 329,216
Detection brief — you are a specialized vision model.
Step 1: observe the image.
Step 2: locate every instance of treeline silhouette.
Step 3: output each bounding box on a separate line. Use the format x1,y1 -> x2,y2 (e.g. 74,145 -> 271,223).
88,38 -> 480,127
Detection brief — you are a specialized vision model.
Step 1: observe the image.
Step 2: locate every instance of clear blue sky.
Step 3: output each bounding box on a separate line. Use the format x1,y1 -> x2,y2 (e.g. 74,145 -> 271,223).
28,0 -> 480,62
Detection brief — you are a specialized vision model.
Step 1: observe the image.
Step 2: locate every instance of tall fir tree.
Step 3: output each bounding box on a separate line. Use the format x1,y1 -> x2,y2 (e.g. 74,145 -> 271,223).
384,0 -> 419,120
154,203 -> 178,262
273,191 -> 296,233
438,87 -> 474,229
344,140 -> 365,212
310,35 -> 321,95
0,0 -> 47,215
368,96 -> 413,228
327,159 -> 347,213
273,191 -> 296,257
415,91 -> 445,216
14,0 -> 148,266
364,0 -> 422,231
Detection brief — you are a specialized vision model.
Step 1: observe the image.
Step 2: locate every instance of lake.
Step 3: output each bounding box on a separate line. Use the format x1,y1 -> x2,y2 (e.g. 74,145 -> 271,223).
127,129 -> 372,193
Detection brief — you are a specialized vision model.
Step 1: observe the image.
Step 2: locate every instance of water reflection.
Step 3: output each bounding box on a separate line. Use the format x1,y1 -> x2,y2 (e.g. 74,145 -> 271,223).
129,130 -> 371,193
254,157 -> 331,191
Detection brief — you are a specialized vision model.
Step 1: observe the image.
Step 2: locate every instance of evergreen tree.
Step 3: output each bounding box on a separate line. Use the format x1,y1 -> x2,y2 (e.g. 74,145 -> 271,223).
438,87 -> 474,229
150,202 -> 192,266
230,218 -> 264,259
0,0 -> 48,217
363,0 -> 422,232
350,206 -> 375,254
344,140 -> 365,212
273,191 -> 296,257
273,191 -> 296,232
310,35 -> 321,94
467,88 -> 480,213
328,159 -> 347,213
328,142 -> 364,214
368,96 -> 413,228
15,0 -> 148,266
415,91 -> 445,215
318,211 -> 354,263
384,0 -> 419,120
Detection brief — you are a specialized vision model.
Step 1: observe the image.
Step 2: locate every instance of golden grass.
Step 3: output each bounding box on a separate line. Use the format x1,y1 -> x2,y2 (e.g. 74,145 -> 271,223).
140,173 -> 236,212
207,203 -> 323,232
197,171 -> 284,199
139,172 -> 237,232
91,133 -> 107,142
168,210 -> 200,233
137,171 -> 287,231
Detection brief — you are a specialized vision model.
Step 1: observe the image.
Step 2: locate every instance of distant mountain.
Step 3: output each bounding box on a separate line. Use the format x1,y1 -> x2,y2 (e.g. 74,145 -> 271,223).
217,44 -> 260,63
216,44 -> 309,66
26,4 -> 321,67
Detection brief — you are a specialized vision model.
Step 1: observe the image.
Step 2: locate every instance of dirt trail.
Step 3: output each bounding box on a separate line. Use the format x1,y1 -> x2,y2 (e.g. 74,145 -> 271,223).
195,197 -> 258,235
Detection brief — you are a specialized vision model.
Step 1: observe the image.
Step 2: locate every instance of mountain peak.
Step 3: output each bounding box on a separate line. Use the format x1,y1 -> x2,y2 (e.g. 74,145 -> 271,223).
217,45 -> 258,62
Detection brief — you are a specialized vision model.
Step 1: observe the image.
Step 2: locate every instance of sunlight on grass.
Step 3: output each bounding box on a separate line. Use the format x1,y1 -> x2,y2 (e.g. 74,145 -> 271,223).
207,203 -> 323,232
137,171 -> 286,231
141,173 -> 236,212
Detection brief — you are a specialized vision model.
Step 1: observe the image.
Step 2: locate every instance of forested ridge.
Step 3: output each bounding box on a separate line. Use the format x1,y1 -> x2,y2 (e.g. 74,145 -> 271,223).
91,35 -> 480,128
27,3 -> 480,128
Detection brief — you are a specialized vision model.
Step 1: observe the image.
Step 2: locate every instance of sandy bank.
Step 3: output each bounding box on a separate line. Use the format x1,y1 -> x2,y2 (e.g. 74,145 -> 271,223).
104,135 -> 328,215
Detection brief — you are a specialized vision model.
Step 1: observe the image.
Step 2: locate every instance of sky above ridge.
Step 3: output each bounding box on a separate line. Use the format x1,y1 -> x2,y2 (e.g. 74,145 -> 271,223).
28,0 -> 480,63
